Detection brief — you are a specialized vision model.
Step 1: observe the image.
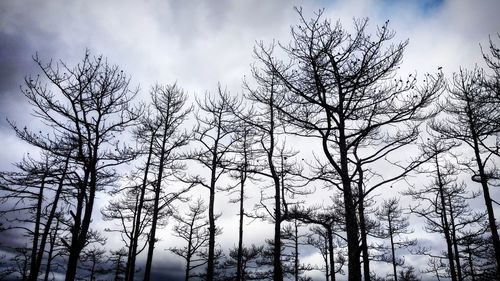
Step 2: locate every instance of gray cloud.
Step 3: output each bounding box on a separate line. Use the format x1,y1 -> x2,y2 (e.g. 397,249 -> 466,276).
1,0 -> 499,280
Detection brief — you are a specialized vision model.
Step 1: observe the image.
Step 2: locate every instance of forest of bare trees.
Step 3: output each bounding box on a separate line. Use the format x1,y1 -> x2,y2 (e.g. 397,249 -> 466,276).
0,9 -> 499,281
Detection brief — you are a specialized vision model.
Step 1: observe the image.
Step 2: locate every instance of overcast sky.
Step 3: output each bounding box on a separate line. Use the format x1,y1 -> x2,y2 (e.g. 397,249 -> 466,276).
1,0 -> 500,280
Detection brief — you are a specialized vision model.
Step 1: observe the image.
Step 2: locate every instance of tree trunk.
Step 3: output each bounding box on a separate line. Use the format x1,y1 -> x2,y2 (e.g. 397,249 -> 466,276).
435,157 -> 458,281
294,221 -> 299,281
388,217 -> 398,281
144,121 -> 170,281
65,170 -> 89,281
341,164 -> 361,280
32,156 -> 70,281
128,133 -> 155,281
448,195 -> 463,281
466,95 -> 500,277
467,246 -> 476,281
185,218 -> 194,281
335,113 -> 361,281
206,151 -> 218,281
28,175 -> 46,281
66,141 -> 99,281
236,172 -> 245,281
357,166 -> 370,281
324,236 -> 330,281
327,227 -> 336,281
268,91 -> 283,281
472,139 -> 500,277
43,219 -> 59,281
273,181 -> 283,281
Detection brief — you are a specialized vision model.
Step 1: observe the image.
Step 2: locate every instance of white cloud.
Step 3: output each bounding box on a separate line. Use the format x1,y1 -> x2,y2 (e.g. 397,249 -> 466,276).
1,0 -> 499,279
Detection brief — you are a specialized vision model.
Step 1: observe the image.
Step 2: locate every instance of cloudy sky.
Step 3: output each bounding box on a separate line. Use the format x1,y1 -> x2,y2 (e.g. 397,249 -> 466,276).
1,0 -> 500,280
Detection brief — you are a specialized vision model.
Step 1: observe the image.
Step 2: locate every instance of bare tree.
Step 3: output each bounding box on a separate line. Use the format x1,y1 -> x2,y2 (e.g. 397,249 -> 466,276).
307,225 -> 346,281
142,84 -> 192,281
406,140 -> 486,281
223,123 -> 259,281
482,34 -> 500,103
169,198 -> 211,281
43,213 -> 64,281
253,9 -> 443,280
245,59 -> 310,281
101,181 -> 153,281
398,266 -> 420,281
78,247 -> 108,281
460,232 -> 497,280
188,85 -> 239,281
109,248 -> 127,281
220,244 -> 266,280
8,51 -> 140,281
282,219 -> 315,281
375,198 -> 416,281
430,67 -> 500,277
0,148 -> 73,281
121,88 -> 167,281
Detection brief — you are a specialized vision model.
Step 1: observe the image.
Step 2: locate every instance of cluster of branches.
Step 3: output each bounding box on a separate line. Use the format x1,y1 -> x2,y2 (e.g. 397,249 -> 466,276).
1,8 -> 499,281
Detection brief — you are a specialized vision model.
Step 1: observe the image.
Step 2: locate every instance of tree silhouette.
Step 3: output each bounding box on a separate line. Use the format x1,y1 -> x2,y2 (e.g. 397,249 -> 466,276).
252,9 -> 443,280
430,67 -> 500,277
0,152 -> 71,281
141,84 -> 192,281
109,248 -> 127,281
406,139 -> 487,281
375,198 -> 416,281
101,180 -> 153,281
8,51 -> 140,281
220,244 -> 266,280
244,57 -> 311,280
169,198 -> 211,281
223,123 -> 259,281
3,8 -> 500,281
188,85 -> 239,281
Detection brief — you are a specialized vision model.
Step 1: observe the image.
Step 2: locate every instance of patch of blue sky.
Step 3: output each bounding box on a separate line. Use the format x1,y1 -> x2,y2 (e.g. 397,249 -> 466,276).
369,0 -> 445,17
418,0 -> 445,14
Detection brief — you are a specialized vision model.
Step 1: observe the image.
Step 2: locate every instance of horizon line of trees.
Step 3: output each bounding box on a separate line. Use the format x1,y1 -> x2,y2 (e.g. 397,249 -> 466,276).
1,8 -> 499,281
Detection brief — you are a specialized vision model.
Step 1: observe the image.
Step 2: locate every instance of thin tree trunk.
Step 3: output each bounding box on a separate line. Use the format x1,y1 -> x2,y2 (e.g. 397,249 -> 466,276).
294,221 -> 299,281
114,253 -> 124,281
127,133 -> 155,281
144,122 -> 169,281
388,217 -> 398,281
321,109 -> 361,281
32,156 -> 69,281
435,157 -> 458,281
206,141 -> 219,281
66,135 -> 99,281
269,97 -> 283,281
273,195 -> 283,281
205,101 -> 229,281
125,198 -> 138,281
448,195 -> 463,281
236,171 -> 245,281
65,169 -> 90,281
466,246 -> 476,281
327,227 -> 336,281
341,161 -> 361,280
185,216 -> 194,281
184,251 -> 191,281
472,139 -> 500,277
90,257 -> 97,281
357,166 -> 370,281
324,236 -> 330,281
28,175 -> 46,281
43,219 -> 59,281
236,131 -> 249,281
